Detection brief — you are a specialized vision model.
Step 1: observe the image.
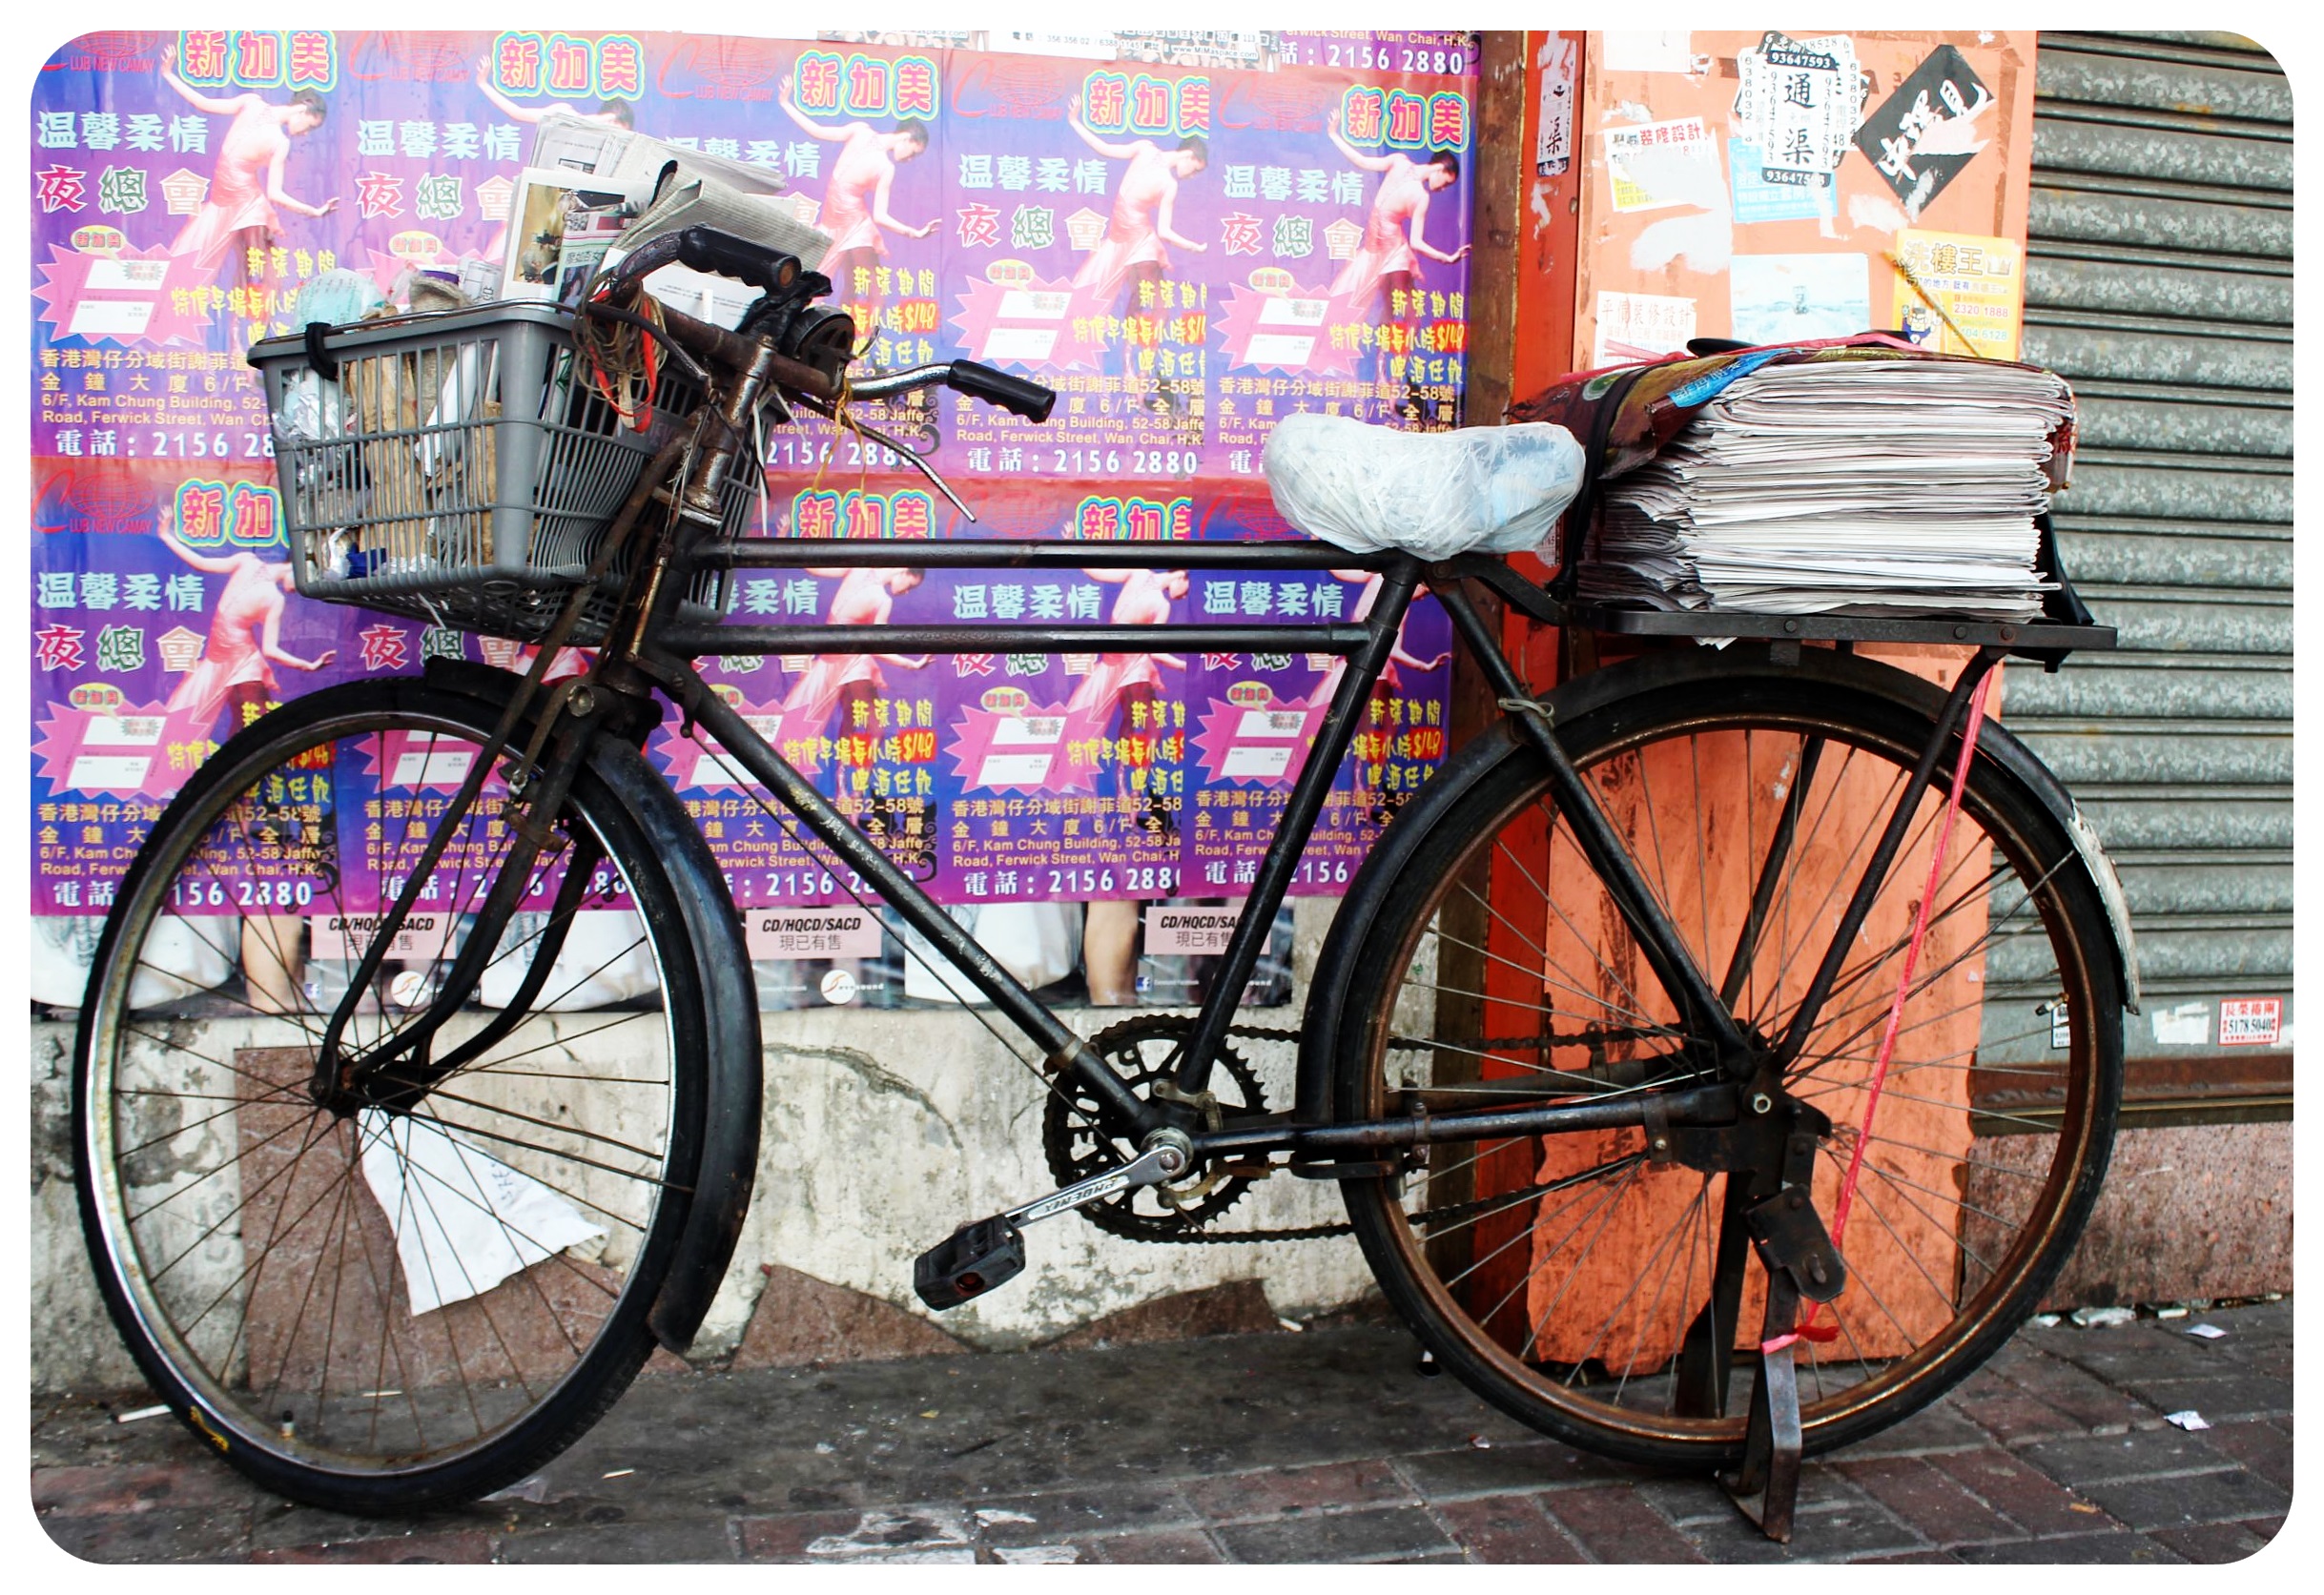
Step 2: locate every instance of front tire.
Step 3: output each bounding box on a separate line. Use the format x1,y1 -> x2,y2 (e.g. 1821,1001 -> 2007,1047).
74,678 -> 712,1512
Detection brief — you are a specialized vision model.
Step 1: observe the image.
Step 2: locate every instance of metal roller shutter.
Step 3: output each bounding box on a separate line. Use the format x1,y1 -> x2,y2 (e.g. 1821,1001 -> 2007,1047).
2007,31 -> 2292,1107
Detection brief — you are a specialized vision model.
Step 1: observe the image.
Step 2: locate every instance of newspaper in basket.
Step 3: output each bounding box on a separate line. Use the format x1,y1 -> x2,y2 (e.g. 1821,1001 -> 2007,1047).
249,300 -> 755,645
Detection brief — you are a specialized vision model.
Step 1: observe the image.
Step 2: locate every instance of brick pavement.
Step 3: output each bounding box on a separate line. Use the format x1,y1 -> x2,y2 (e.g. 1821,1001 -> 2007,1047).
30,1298 -> 2293,1564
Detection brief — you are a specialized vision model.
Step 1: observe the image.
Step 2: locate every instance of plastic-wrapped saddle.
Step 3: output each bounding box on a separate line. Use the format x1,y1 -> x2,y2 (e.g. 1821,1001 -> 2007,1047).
1261,414 -> 1585,562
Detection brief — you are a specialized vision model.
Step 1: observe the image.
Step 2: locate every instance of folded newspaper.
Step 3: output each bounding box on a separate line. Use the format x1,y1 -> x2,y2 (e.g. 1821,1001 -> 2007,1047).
1512,339 -> 2077,622
520,118 -> 833,326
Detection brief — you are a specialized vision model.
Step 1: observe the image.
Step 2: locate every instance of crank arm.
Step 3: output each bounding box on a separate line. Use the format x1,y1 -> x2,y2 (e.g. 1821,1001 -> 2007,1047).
1006,1138 -> 1188,1230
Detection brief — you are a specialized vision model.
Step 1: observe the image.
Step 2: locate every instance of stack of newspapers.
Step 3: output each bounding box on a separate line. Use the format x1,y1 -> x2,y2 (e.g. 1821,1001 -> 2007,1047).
1579,359 -> 2075,620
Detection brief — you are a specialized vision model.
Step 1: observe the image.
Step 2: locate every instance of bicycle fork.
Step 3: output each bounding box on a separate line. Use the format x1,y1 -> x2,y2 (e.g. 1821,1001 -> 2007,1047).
308,680 -> 610,1114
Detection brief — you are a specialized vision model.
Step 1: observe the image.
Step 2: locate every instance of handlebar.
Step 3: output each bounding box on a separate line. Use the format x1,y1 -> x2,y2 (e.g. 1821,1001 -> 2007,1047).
947,360 -> 1057,421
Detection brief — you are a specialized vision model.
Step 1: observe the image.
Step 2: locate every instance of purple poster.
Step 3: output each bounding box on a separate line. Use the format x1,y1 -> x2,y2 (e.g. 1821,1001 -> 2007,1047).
31,29 -> 1478,1009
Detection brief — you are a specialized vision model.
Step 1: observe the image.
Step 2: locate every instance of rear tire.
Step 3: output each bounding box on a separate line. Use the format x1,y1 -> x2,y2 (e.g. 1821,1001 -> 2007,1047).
75,678 -> 713,1512
1334,655 -> 2122,1467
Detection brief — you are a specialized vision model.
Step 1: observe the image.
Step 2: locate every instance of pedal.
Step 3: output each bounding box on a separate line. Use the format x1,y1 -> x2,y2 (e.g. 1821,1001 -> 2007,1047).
914,1216 -> 1026,1310
911,1135 -> 1190,1310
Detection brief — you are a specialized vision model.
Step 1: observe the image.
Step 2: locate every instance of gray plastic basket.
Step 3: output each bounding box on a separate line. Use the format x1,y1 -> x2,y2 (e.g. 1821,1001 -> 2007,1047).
250,301 -> 751,645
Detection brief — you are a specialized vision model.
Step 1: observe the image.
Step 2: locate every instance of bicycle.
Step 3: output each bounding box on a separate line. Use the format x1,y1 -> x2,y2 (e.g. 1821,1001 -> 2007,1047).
72,227 -> 2133,1540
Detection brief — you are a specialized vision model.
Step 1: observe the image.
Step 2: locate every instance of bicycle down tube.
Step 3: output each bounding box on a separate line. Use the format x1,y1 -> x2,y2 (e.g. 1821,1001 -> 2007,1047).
620,542 -> 1419,1142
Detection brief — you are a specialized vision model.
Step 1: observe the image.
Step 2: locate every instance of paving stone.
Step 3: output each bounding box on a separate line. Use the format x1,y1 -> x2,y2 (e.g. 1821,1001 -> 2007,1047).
2069,1469 -> 2292,1532
1391,1439 -> 1649,1498
1954,1531 -> 2184,1564
1853,1549 -> 1964,1563
1634,1466 -> 1872,1525
2145,1522 -> 2273,1564
1183,1457 -> 1411,1522
1080,1528 -> 1225,1564
962,1482 -> 1200,1543
985,1543 -> 1083,1564
1538,1484 -> 1706,1563
733,1509 -> 874,1561
1820,1400 -> 1989,1459
2014,1423 -> 2231,1485
1838,1455 -> 2021,1545
769,1504 -> 976,1559
1984,1348 -> 2156,1431
2183,1418 -> 2293,1493
2117,1374 -> 2293,1423
246,1530 -> 499,1564
1432,1494 -> 1588,1563
37,1506 -> 256,1563
246,1501 -> 497,1551
1951,1387 -> 2092,1445
32,1461 -> 264,1517
2046,1331 -> 2234,1388
1676,1499 -> 1925,1564
1925,1448 -> 2117,1539
500,1518 -> 736,1563
1212,1504 -> 1458,1564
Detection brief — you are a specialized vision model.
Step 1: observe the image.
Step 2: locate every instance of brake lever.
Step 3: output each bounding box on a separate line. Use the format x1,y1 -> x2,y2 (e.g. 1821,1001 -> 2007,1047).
790,390 -> 977,522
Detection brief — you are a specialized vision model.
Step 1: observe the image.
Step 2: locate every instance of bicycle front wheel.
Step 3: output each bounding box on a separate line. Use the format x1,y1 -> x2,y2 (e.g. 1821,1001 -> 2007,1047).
1335,651 -> 2123,1467
74,677 -> 710,1513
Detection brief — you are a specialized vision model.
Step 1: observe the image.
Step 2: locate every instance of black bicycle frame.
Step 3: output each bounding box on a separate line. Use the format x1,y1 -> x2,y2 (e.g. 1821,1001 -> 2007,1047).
616,528 -> 1787,1154
326,509 -> 2020,1166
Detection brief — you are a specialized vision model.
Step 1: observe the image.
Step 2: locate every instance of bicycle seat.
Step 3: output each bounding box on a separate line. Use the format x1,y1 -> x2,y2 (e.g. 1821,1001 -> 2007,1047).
1262,413 -> 1584,561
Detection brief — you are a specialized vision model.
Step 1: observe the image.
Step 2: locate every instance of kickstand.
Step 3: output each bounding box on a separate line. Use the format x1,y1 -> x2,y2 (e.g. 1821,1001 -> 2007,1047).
1720,1273 -> 1804,1543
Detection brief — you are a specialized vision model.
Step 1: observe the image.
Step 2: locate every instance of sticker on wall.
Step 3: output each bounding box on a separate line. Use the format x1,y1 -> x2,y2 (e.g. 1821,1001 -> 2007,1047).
2149,1001 -> 2212,1048
1728,254 -> 1870,344
1889,229 -> 2024,358
1535,34 -> 1576,176
1600,116 -> 1717,213
2218,996 -> 2284,1047
1592,290 -> 1697,367
1731,32 -> 1862,187
1728,140 -> 1836,224
1854,45 -> 1996,219
1599,31 -> 1698,75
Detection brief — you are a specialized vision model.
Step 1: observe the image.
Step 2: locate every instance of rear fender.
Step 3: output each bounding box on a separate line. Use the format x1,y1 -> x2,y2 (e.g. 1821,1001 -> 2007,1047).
1293,644 -> 2141,1120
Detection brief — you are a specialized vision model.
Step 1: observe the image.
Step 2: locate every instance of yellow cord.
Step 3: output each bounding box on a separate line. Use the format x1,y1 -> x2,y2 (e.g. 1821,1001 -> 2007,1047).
808,304 -> 879,508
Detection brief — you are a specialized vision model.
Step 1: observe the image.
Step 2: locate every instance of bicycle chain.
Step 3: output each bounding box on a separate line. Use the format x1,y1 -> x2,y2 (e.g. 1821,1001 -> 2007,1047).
1068,1020 -> 1666,1245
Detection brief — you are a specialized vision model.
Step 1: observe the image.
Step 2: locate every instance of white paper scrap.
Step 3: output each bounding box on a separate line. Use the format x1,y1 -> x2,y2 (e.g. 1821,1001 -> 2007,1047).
2186,1323 -> 2229,1340
358,1108 -> 606,1316
2165,1410 -> 2212,1432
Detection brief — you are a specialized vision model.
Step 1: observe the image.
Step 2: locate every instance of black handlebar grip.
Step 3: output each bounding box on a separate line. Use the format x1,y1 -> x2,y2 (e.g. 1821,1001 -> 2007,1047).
674,226 -> 796,295
948,359 -> 1057,422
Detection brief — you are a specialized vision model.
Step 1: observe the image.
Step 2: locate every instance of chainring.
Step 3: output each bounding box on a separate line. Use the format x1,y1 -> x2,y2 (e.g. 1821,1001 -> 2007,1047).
1042,1015 -> 1265,1241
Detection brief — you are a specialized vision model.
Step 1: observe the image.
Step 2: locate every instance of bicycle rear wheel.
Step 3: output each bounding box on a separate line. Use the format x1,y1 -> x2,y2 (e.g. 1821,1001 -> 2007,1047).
1334,651 -> 2123,1467
74,677 -> 710,1512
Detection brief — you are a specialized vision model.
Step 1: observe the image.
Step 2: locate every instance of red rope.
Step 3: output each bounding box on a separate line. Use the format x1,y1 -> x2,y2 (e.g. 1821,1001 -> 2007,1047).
1764,668 -> 1995,1356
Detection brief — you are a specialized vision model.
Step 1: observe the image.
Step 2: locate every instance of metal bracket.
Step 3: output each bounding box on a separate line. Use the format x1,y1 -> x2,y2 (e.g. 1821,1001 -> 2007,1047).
1642,1094 -> 1675,1165
1152,1078 -> 1225,1132
1745,1185 -> 1847,1302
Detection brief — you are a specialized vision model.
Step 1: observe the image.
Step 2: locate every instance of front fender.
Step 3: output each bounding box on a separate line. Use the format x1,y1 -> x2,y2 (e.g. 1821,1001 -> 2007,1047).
418,660 -> 762,1352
